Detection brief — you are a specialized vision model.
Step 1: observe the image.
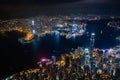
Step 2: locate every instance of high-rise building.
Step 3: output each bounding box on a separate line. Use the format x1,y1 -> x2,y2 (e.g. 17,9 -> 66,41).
90,33 -> 95,50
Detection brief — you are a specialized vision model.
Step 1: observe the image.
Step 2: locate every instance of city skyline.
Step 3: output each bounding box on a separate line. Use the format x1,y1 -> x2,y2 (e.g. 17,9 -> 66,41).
0,0 -> 120,79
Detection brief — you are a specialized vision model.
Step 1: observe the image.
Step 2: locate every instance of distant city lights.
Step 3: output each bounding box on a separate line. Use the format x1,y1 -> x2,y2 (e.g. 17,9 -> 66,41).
108,48 -> 114,53
51,55 -> 56,59
41,58 -> 50,62
102,49 -> 105,53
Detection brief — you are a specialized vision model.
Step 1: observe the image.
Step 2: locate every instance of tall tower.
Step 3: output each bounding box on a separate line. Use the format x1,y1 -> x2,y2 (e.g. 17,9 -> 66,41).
90,33 -> 95,50
31,20 -> 39,40
32,20 -> 35,34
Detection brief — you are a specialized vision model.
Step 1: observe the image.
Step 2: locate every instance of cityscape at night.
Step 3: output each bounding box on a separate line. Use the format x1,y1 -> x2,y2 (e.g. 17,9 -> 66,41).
0,0 -> 120,80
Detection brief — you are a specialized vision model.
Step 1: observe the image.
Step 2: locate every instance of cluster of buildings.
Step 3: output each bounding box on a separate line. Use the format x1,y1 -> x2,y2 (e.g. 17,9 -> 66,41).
107,21 -> 120,29
1,14 -> 120,79
3,46 -> 120,80
0,14 -> 119,43
0,14 -> 93,43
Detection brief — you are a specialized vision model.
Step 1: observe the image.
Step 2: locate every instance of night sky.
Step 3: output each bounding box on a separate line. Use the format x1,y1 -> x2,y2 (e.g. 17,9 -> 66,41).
0,0 -> 120,19
0,0 -> 81,4
0,0 -> 120,4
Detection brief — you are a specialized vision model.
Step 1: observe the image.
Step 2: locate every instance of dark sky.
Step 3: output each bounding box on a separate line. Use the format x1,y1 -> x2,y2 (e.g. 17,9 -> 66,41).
0,0 -> 120,19
0,0 -> 81,4
0,0 -> 120,4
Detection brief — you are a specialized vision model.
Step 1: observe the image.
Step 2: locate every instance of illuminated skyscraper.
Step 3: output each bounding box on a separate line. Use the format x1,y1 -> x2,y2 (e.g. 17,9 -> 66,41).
90,33 -> 95,49
32,20 -> 36,34
32,20 -> 34,26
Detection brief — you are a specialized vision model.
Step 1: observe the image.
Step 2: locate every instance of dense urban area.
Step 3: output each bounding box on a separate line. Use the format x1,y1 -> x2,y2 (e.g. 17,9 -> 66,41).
0,14 -> 120,80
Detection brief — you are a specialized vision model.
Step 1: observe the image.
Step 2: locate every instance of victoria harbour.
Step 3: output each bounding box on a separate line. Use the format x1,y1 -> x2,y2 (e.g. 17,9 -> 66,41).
0,0 -> 120,80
